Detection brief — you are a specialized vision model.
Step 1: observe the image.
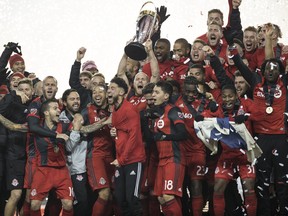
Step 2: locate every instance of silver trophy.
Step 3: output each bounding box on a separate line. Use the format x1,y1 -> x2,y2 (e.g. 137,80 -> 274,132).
125,1 -> 159,61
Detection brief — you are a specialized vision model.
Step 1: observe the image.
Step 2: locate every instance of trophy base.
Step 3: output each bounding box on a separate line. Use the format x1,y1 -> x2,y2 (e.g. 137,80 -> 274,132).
124,42 -> 147,61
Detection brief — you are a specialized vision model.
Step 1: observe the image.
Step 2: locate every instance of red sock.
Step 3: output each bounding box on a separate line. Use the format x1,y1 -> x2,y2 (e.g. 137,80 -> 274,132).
245,192 -> 257,216
22,201 -> 31,216
141,197 -> 149,216
213,194 -> 225,216
149,196 -> 161,216
93,197 -> 108,216
30,209 -> 41,216
62,209 -> 74,216
161,198 -> 182,216
191,196 -> 204,216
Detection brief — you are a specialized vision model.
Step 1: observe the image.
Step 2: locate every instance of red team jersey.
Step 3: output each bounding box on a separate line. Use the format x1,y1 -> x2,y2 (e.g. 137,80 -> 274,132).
112,99 -> 146,166
153,103 -> 186,166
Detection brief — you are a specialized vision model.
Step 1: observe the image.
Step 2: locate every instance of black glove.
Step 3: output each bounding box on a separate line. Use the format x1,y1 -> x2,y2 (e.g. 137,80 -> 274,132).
208,101 -> 218,112
157,6 -> 170,25
144,107 -> 163,119
194,115 -> 204,122
4,42 -> 22,55
223,27 -> 237,46
234,115 -> 248,124
154,131 -> 167,141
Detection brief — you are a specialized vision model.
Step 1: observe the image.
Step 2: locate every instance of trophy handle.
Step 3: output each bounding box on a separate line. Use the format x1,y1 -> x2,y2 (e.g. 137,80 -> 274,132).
138,1 -> 158,39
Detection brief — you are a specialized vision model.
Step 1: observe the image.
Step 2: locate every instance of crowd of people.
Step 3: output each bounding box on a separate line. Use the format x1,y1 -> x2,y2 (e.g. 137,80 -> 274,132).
0,0 -> 288,215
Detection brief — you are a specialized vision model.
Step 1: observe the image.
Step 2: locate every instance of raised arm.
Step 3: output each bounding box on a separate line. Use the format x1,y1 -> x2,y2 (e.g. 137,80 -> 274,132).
69,47 -> 86,89
203,45 -> 234,87
145,39 -> 160,83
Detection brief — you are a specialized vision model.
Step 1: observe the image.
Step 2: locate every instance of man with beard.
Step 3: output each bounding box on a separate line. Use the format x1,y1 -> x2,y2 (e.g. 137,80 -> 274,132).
0,78 -> 36,216
81,84 -> 114,216
29,99 -> 73,216
142,38 -> 174,81
69,47 -> 93,111
172,38 -> 191,88
109,77 -> 145,215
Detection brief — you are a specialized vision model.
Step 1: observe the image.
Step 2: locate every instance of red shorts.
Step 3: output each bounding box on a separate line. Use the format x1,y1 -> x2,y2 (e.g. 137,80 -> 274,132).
186,151 -> 206,180
86,155 -> 115,191
24,157 -> 37,189
154,162 -> 185,197
215,154 -> 256,180
30,166 -> 73,201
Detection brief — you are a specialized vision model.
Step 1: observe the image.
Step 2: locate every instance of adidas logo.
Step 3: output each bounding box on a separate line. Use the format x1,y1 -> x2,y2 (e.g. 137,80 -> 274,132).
130,170 -> 136,175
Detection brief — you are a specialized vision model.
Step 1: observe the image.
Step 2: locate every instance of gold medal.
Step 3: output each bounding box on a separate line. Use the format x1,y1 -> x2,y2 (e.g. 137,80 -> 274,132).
53,145 -> 59,153
266,106 -> 273,114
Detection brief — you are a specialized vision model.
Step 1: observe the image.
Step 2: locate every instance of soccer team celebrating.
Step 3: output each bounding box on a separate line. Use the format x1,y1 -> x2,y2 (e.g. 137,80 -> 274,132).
0,0 -> 288,215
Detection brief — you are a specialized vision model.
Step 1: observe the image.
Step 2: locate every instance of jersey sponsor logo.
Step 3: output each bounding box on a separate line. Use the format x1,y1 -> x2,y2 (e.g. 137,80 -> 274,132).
182,112 -> 193,119
76,175 -> 83,181
156,119 -> 165,129
31,189 -> 37,196
11,179 -> 19,187
99,177 -> 106,185
30,108 -> 37,115
115,170 -> 120,178
178,112 -> 184,119
130,170 -> 136,176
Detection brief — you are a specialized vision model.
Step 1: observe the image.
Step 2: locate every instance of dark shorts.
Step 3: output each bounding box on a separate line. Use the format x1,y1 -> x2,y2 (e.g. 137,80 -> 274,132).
6,159 -> 26,190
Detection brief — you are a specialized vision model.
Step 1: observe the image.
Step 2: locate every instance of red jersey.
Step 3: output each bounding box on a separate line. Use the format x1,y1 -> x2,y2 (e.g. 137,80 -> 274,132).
172,57 -> 190,87
153,103 -> 186,165
253,77 -> 286,134
175,96 -> 205,155
112,99 -> 146,165
142,59 -> 174,81
209,97 -> 257,158
249,45 -> 288,71
127,94 -> 147,112
34,122 -> 71,167
82,104 -> 113,157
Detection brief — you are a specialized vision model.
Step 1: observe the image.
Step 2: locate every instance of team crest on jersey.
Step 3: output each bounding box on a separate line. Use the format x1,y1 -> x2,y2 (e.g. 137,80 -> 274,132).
31,189 -> 37,196
11,179 -> 19,187
156,119 -> 165,129
76,175 -> 83,181
30,108 -> 37,115
99,177 -> 106,185
115,170 -> 120,178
